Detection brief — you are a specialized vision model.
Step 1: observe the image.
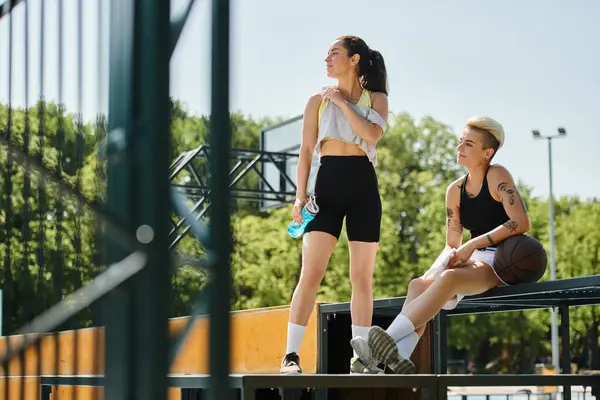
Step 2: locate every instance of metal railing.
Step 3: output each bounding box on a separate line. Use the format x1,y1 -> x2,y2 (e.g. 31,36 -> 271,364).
0,0 -> 234,399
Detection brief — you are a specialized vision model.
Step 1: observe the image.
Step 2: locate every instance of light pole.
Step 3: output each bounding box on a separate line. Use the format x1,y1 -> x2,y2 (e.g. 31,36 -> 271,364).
532,127 -> 566,373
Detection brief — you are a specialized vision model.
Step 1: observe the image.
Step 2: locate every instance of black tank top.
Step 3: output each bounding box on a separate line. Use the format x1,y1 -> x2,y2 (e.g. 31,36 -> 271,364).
459,170 -> 509,247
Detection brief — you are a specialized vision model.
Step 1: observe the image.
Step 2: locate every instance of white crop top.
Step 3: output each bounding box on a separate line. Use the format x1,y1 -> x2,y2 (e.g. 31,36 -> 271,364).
315,88 -> 387,167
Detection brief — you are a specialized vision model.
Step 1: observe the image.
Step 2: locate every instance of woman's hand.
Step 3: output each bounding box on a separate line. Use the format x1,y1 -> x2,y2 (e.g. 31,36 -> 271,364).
447,241 -> 476,268
292,197 -> 306,224
322,87 -> 346,107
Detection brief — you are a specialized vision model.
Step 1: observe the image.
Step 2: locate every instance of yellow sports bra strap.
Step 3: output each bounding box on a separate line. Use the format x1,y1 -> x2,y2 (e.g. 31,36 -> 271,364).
318,89 -> 372,122
318,98 -> 328,123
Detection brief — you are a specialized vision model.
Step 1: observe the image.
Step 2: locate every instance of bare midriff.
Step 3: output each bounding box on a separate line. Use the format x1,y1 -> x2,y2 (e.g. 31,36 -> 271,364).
319,138 -> 366,157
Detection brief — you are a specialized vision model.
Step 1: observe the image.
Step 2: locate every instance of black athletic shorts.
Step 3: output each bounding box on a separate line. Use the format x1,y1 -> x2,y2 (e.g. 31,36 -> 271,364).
304,155 -> 382,242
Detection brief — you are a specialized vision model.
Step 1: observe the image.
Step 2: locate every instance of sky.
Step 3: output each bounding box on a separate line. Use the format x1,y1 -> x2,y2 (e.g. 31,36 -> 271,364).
1,0 -> 599,200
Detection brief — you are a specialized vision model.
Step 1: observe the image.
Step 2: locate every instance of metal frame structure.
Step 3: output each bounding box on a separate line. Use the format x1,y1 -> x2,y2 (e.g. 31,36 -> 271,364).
258,114 -> 304,211
168,146 -> 298,248
1,0 -> 235,399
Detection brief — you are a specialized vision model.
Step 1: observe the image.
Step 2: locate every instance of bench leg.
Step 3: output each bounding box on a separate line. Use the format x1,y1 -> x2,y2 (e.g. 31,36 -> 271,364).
242,386 -> 256,400
431,312 -> 448,400
315,312 -> 329,400
559,305 -> 571,400
180,388 -> 202,400
432,311 -> 448,375
40,385 -> 52,400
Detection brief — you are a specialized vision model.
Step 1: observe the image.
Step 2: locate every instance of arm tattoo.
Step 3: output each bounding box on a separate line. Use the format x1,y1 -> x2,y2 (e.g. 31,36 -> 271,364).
452,222 -> 463,234
448,218 -> 463,234
486,234 -> 494,245
503,219 -> 518,232
498,181 -> 528,211
497,182 -> 516,205
446,207 -> 462,233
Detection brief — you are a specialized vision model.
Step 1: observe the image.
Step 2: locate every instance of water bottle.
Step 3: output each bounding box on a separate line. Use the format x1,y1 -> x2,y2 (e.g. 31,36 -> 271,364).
287,195 -> 320,238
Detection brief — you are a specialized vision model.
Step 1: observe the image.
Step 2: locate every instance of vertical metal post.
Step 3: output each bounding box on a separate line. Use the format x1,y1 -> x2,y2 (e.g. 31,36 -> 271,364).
432,313 -> 448,400
547,138 -> 560,372
315,312 -> 329,400
104,0 -> 136,397
534,129 -> 566,376
560,306 -> 572,400
131,0 -> 172,398
207,0 -> 233,398
104,0 -> 171,399
433,312 -> 447,375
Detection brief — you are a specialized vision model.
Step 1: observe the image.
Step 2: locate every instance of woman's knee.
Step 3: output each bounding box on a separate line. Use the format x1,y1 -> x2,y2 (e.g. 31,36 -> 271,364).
438,268 -> 461,287
350,267 -> 374,291
407,277 -> 431,294
298,263 -> 327,289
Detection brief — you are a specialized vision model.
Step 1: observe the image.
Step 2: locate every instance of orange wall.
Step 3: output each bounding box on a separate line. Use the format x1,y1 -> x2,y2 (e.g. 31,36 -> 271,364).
0,304 -> 320,399
0,378 -> 181,400
170,304 -> 319,374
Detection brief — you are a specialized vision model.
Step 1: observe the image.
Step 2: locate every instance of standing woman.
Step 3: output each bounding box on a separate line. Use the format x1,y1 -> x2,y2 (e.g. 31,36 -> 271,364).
280,35 -> 389,375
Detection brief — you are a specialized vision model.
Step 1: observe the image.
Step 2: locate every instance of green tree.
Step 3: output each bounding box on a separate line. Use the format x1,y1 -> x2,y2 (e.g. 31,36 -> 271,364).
0,101 -> 102,332
554,198 -> 600,370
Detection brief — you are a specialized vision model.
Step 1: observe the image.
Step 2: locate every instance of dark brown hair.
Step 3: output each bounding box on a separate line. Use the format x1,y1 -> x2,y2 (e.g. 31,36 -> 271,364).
338,35 -> 389,95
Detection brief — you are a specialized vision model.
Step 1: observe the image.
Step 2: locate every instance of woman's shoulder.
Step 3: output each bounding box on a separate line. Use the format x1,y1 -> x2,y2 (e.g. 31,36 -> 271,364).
305,92 -> 324,110
446,175 -> 467,200
369,90 -> 388,104
448,175 -> 467,191
487,164 -> 513,181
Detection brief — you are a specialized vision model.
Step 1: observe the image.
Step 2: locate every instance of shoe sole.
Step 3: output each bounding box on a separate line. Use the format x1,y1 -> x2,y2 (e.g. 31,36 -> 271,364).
349,337 -> 382,374
349,367 -> 385,375
368,326 -> 416,374
349,360 -> 384,375
279,369 -> 302,375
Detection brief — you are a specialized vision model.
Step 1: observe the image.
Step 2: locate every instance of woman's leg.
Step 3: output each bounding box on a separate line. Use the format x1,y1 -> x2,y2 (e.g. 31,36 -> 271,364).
345,240 -> 384,374
401,278 -> 434,337
402,261 -> 501,329
345,159 -> 381,336
348,241 -> 378,328
355,261 -> 501,374
281,231 -> 338,374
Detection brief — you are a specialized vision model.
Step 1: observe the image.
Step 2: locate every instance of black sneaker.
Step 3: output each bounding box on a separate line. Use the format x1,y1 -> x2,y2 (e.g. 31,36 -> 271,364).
280,352 -> 302,374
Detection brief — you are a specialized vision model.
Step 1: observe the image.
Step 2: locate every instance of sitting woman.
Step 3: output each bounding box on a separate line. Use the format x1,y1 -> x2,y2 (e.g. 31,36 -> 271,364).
351,115 -> 532,374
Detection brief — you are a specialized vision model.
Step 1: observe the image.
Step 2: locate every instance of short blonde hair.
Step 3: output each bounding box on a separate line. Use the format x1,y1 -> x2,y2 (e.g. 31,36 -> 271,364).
466,115 -> 505,150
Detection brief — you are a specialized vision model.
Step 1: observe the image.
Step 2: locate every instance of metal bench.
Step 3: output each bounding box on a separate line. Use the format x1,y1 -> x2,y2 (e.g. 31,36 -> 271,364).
39,373 -> 600,400
319,274 -> 600,400
38,275 -> 600,400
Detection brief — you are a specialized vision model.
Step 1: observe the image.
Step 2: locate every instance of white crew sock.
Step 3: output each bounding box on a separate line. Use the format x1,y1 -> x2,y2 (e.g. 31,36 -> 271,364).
286,322 -> 307,355
396,331 -> 420,359
386,314 -> 416,342
351,325 -> 371,358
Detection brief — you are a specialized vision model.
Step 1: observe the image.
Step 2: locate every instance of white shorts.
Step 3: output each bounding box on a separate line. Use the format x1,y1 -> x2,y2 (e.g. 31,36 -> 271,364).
471,247 -> 509,286
471,247 -> 495,268
442,247 -> 505,310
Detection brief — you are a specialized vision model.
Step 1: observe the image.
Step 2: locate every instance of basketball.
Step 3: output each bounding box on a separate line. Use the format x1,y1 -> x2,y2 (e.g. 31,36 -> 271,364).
493,235 -> 548,285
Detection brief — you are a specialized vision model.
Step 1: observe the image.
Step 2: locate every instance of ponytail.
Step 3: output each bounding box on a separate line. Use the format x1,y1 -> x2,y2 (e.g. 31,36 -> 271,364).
338,35 -> 389,96
361,49 -> 388,95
